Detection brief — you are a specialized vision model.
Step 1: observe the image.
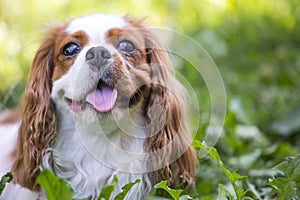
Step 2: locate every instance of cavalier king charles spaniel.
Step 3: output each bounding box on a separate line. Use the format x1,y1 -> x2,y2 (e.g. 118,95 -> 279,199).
0,13 -> 196,199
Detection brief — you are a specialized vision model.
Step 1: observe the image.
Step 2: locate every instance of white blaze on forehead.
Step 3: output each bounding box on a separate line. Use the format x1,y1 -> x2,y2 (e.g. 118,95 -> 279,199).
66,13 -> 126,44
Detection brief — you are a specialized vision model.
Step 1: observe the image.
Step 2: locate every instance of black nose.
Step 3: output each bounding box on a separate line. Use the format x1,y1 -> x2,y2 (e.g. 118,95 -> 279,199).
85,46 -> 112,67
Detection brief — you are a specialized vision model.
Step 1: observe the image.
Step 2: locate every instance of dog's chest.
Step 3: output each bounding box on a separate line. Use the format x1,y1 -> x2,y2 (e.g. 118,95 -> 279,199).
42,116 -> 151,200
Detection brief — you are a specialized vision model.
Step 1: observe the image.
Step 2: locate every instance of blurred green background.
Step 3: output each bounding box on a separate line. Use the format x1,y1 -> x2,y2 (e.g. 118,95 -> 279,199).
1,0 -> 299,198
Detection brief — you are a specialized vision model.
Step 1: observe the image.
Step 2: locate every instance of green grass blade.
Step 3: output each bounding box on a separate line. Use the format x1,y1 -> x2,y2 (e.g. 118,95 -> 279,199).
192,140 -> 246,199
114,179 -> 141,200
98,175 -> 119,200
154,180 -> 183,200
0,172 -> 13,195
36,169 -> 73,200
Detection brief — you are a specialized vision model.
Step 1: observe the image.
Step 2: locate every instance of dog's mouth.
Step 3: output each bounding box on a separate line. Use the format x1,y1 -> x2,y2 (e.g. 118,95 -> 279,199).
65,80 -> 118,113
86,82 -> 118,113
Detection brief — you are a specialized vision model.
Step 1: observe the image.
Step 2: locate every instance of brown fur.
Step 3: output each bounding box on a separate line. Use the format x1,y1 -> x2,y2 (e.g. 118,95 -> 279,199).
53,30 -> 89,80
12,25 -> 66,191
141,27 -> 196,188
11,17 -> 196,192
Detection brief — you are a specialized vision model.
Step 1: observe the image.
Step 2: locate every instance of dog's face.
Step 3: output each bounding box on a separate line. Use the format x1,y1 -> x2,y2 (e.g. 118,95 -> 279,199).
12,14 -> 196,191
50,14 -> 155,121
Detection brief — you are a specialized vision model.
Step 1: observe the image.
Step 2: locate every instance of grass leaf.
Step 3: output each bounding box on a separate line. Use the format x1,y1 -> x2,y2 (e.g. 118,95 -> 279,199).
216,184 -> 232,200
154,180 -> 183,200
193,140 -> 246,199
98,175 -> 119,200
0,172 -> 13,195
268,155 -> 300,199
36,168 -> 73,200
114,178 -> 141,200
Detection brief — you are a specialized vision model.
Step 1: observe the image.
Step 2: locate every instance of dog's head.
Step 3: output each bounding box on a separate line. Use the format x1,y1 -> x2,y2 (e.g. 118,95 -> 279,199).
51,14 -> 155,120
12,13 -> 196,191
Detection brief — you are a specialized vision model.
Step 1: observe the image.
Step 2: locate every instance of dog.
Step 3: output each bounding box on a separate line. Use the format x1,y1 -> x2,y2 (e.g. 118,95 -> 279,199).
0,13 -> 196,199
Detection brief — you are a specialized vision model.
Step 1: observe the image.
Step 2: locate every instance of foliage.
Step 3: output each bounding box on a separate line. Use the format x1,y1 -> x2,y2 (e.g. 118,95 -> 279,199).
98,175 -> 119,200
36,169 -> 74,200
154,180 -> 184,200
114,179 -> 141,200
193,140 -> 246,199
268,155 -> 300,199
0,172 -> 13,195
1,0 -> 300,199
35,169 -> 140,200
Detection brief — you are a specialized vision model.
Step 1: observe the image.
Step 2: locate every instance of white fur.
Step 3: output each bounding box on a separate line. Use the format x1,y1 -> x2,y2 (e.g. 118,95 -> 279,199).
0,14 -> 153,200
66,14 -> 125,44
43,102 -> 151,200
53,14 -> 126,113
0,123 -> 39,200
0,184 -> 39,200
0,122 -> 18,176
45,14 -> 152,199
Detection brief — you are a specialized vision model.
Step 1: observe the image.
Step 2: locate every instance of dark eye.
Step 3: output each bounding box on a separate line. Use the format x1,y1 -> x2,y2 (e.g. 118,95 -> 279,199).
62,43 -> 81,57
117,40 -> 136,54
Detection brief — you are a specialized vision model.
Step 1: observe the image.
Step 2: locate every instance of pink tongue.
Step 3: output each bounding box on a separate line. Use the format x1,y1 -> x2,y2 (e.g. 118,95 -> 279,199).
86,86 -> 118,113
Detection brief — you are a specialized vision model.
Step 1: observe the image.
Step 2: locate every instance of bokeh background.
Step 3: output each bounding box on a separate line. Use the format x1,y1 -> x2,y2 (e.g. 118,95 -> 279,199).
1,0 -> 299,198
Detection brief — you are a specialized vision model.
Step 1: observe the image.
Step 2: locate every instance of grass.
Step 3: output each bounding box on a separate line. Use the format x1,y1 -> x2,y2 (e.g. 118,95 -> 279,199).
2,145 -> 298,199
1,0 -> 300,199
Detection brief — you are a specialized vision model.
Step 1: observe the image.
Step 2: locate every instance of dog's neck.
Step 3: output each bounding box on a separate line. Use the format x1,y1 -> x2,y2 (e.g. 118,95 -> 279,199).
43,103 -> 151,199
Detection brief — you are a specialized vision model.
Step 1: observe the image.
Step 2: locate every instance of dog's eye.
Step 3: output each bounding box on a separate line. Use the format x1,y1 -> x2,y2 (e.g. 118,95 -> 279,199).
117,40 -> 136,54
62,43 -> 81,57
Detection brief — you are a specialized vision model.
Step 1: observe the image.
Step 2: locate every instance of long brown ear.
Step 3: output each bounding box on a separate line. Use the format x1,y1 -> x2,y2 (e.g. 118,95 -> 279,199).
143,29 -> 196,188
12,25 -> 64,191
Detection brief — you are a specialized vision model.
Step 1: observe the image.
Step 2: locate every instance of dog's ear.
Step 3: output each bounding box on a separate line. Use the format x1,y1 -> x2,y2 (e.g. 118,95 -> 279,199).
12,25 -> 64,191
143,28 -> 196,188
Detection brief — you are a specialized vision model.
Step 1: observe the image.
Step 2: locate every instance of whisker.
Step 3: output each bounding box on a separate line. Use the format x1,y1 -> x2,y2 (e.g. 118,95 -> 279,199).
135,87 -> 145,99
125,61 -> 135,69
117,53 -> 135,69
